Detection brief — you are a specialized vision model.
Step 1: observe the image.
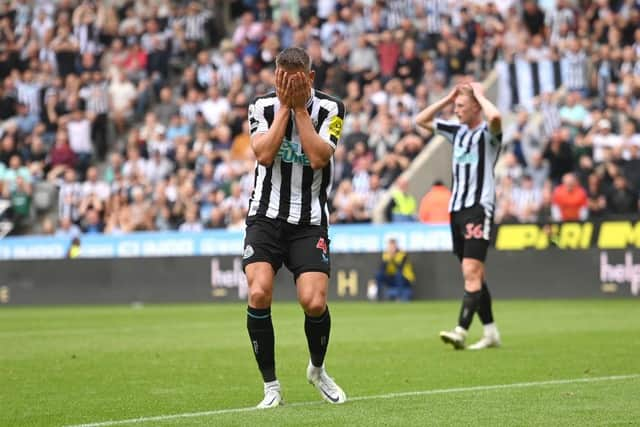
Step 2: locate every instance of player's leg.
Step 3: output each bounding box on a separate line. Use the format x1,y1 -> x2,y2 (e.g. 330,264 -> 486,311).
468,275 -> 501,349
458,256 -> 484,331
242,219 -> 285,408
296,272 -> 346,404
245,262 -> 282,408
287,230 -> 346,404
440,211 -> 469,349
468,214 -> 501,350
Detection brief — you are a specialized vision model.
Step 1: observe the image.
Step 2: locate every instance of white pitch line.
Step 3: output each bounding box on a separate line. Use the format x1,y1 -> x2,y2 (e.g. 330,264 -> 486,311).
65,374 -> 640,427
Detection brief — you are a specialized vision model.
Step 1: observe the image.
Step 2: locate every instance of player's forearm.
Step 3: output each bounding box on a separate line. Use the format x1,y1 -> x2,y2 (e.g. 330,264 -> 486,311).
476,94 -> 502,132
294,108 -> 333,170
251,107 -> 290,166
415,96 -> 450,130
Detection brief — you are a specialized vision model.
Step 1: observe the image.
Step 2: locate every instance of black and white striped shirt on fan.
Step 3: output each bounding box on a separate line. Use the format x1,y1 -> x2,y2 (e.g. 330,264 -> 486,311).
435,119 -> 502,214
247,89 -> 345,227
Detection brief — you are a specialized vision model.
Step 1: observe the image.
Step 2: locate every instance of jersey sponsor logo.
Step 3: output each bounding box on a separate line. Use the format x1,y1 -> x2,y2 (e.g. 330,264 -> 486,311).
453,145 -> 478,164
278,140 -> 310,165
328,115 -> 343,139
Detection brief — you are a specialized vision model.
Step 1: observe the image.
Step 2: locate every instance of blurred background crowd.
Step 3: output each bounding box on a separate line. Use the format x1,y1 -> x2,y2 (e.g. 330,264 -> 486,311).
0,0 -> 639,238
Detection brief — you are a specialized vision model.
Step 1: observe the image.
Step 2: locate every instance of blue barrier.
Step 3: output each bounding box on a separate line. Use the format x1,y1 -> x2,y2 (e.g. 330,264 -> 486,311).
0,223 -> 452,260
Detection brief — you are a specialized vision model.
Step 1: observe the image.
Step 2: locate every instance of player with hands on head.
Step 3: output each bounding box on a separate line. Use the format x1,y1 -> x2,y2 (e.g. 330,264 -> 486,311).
244,47 -> 347,409
415,81 -> 503,350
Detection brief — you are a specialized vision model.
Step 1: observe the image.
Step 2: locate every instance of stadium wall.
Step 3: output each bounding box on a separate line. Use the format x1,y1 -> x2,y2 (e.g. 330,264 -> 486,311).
1,249 -> 637,305
2,220 -> 640,304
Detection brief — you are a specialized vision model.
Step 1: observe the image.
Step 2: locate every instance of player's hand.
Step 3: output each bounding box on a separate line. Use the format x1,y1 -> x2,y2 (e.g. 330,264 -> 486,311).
446,85 -> 460,103
289,72 -> 311,110
468,82 -> 484,98
275,68 -> 292,108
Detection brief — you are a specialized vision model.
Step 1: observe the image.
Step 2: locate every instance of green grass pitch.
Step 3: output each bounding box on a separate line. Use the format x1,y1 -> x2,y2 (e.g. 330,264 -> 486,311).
1,300 -> 639,426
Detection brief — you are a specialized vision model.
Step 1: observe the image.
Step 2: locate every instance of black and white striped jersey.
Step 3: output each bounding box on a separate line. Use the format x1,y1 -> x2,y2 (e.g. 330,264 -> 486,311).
184,11 -> 210,41
435,119 -> 502,214
561,50 -> 588,91
247,89 -> 345,227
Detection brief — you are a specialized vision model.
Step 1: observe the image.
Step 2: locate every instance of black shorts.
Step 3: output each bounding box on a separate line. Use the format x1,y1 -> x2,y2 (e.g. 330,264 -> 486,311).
450,204 -> 492,263
242,216 -> 331,280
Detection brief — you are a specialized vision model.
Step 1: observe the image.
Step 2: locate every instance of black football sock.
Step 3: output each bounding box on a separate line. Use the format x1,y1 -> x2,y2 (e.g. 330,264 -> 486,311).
305,306 -> 331,368
478,282 -> 495,325
247,306 -> 276,382
458,290 -> 481,330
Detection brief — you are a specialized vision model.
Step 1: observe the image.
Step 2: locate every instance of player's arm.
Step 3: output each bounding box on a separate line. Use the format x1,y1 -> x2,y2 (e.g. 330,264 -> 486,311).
250,69 -> 292,166
291,72 -> 338,170
251,107 -> 289,166
414,87 -> 458,131
469,82 -> 502,137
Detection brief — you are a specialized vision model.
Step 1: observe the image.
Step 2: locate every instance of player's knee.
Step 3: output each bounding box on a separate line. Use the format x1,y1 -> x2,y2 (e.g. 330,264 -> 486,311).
299,295 -> 326,316
462,259 -> 484,284
248,283 -> 272,308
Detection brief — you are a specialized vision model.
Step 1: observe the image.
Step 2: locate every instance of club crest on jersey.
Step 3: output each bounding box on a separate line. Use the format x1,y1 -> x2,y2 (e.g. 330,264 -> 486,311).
243,245 -> 254,259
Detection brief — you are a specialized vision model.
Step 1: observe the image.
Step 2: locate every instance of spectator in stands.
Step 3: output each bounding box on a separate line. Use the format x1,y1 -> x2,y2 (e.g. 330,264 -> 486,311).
559,92 -> 588,138
362,173 -> 384,216
2,175 -> 31,231
590,118 -> 622,164
552,172 -> 588,221
586,172 -> 607,219
503,109 -> 540,167
67,106 -> 93,178
605,175 -> 638,216
179,204 -> 203,232
388,176 -> 417,222
55,215 -> 81,238
526,151 -> 550,190
82,208 -> 104,234
6,0 -> 637,237
418,180 -> 450,224
544,129 -> 574,185
2,155 -> 31,192
375,238 -> 415,302
511,175 -> 544,223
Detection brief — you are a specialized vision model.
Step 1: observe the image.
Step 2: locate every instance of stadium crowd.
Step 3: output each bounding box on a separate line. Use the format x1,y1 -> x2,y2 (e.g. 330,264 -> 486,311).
0,0 -> 638,237
494,0 -> 640,224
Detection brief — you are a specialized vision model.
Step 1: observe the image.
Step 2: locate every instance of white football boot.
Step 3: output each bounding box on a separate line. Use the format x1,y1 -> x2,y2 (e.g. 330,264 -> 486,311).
306,361 -> 347,404
256,380 -> 284,409
468,325 -> 501,350
439,326 -> 467,350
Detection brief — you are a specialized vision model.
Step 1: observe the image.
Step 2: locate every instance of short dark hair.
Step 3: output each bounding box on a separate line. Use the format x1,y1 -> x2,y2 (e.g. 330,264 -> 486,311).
276,47 -> 311,71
